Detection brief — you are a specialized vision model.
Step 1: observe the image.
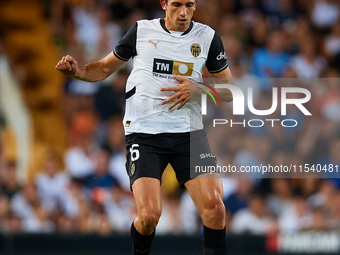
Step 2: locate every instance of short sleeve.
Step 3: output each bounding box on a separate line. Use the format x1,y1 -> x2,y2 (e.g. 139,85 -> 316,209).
206,32 -> 228,73
114,23 -> 138,61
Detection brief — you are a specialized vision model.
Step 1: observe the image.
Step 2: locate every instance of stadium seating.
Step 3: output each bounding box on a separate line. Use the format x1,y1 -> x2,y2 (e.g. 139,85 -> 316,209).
0,0 -> 67,179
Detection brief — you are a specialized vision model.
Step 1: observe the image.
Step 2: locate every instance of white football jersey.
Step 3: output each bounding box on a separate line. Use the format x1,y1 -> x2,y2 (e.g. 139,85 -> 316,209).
114,18 -> 227,135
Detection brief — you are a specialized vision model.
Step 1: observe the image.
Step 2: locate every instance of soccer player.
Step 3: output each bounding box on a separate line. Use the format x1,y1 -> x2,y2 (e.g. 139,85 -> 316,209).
56,0 -> 233,254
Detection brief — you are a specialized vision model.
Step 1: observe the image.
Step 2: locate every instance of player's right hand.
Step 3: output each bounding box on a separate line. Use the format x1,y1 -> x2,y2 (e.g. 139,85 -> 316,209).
55,55 -> 78,77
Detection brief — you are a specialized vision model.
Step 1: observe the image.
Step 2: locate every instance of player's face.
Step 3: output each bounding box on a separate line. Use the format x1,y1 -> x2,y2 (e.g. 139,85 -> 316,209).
162,0 -> 197,32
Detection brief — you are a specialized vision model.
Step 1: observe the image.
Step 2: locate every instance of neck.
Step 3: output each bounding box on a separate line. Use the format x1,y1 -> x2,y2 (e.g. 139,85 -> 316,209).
164,17 -> 189,32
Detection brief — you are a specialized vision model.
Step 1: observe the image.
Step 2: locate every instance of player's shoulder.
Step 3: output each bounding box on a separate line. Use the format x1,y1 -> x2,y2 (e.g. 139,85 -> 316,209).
191,21 -> 216,41
192,20 -> 215,33
137,18 -> 161,27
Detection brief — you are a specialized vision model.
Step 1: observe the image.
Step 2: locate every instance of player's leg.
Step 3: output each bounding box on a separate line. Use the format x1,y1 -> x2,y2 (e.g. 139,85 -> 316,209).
170,130 -> 227,255
125,134 -> 169,255
185,175 -> 227,255
185,175 -> 225,229
130,177 -> 162,255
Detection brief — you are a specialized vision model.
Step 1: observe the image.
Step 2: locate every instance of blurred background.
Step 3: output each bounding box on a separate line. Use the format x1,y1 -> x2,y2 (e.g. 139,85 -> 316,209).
0,0 -> 340,254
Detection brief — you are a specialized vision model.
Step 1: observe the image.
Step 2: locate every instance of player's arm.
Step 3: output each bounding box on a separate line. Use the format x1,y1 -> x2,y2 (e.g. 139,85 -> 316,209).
160,68 -> 233,111
207,66 -> 233,102
56,23 -> 138,82
55,52 -> 125,82
204,32 -> 233,102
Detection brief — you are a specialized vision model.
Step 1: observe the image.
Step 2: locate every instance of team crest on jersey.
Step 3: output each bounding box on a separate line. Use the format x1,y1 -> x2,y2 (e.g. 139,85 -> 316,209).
191,43 -> 201,57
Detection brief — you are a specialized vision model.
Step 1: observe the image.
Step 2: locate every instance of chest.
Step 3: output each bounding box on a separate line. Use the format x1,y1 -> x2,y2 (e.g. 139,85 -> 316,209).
135,29 -> 210,77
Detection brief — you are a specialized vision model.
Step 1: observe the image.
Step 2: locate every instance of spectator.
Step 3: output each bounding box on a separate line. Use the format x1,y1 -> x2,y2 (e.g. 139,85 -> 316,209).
94,69 -> 129,122
224,178 -> 253,215
22,202 -> 55,233
0,160 -> 20,199
85,149 -> 117,202
56,214 -> 76,233
276,0 -> 305,24
234,135 -> 264,177
308,180 -> 337,208
65,131 -> 97,179
11,182 -> 41,221
285,17 -> 313,56
104,186 -> 136,233
96,211 -> 112,236
75,199 -> 93,233
311,0 -> 340,30
252,31 -> 290,79
219,15 -> 242,38
71,0 -> 101,60
1,212 -> 22,233
279,195 -> 312,233
250,16 -> 268,48
96,4 -> 122,59
290,36 -> 327,78
58,178 -> 85,218
86,204 -> 111,235
267,179 -> 294,217
233,0 -> 264,28
36,152 -> 70,214
324,23 -> 340,59
307,207 -> 331,231
231,194 -> 278,234
299,179 -> 321,199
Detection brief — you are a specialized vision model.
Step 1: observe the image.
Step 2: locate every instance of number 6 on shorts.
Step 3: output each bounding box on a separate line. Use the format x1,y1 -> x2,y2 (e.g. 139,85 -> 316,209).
130,144 -> 140,161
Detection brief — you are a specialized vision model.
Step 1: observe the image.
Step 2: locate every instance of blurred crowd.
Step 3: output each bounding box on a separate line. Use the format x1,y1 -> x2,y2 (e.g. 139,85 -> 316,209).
0,0 -> 340,235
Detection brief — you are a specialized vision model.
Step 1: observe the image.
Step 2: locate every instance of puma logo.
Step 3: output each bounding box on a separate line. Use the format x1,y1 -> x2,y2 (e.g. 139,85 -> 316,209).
148,40 -> 160,49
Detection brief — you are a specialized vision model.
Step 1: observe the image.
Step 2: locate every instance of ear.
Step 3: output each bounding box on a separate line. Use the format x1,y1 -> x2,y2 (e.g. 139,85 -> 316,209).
160,0 -> 167,10
194,0 -> 198,10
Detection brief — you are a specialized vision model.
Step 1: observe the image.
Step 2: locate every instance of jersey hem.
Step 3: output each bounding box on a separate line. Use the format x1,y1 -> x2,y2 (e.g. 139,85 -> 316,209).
124,127 -> 203,136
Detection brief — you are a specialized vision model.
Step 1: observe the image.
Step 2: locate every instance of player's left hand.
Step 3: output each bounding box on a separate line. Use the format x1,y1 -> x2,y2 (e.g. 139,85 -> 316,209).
160,75 -> 192,110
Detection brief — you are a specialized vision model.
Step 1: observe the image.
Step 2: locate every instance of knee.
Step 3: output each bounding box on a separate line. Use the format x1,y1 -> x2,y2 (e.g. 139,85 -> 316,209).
139,208 -> 161,230
202,197 -> 225,222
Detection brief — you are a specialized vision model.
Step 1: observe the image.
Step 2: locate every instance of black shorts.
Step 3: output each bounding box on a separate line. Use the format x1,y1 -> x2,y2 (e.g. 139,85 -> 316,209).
125,130 -> 217,190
